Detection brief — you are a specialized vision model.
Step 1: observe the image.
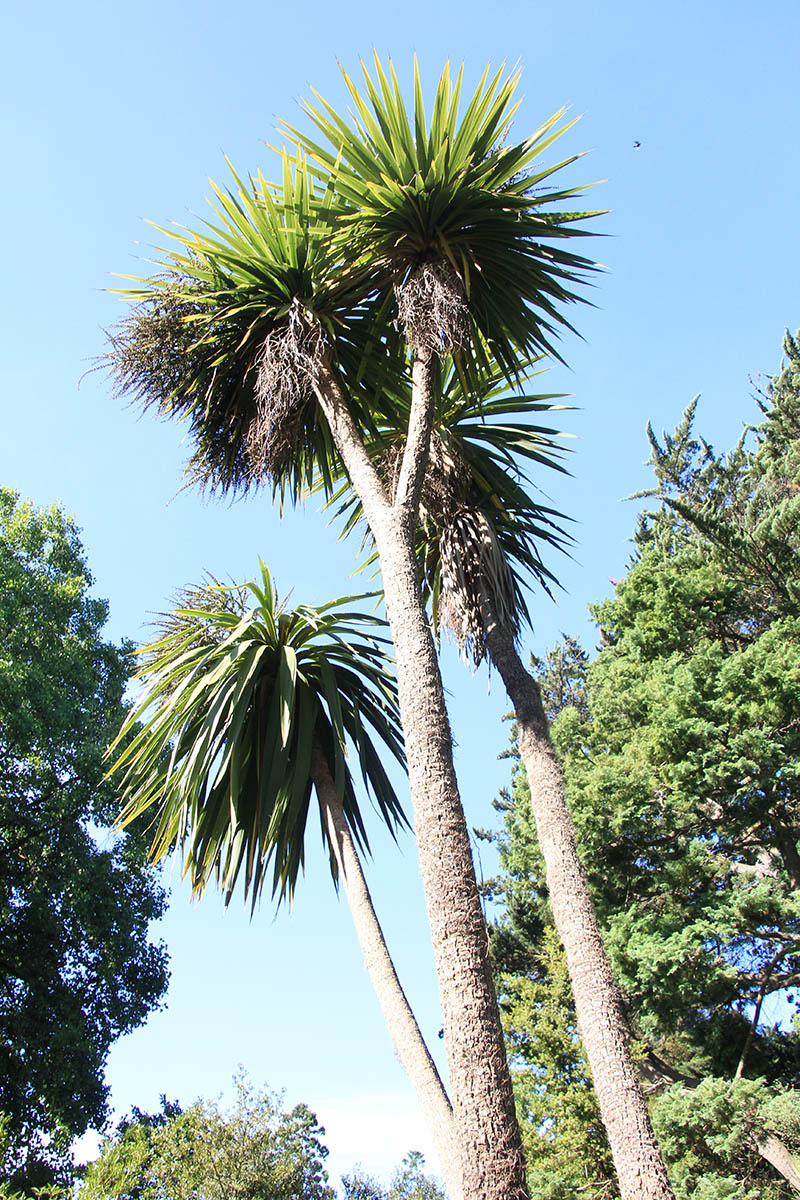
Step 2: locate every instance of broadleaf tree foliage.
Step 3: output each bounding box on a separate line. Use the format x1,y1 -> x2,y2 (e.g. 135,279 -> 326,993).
0,490 -> 169,1192
80,1073 -> 334,1200
488,334 -> 800,1198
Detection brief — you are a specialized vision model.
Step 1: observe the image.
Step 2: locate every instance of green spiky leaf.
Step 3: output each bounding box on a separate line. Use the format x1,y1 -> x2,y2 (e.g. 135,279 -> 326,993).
107,573 -> 408,909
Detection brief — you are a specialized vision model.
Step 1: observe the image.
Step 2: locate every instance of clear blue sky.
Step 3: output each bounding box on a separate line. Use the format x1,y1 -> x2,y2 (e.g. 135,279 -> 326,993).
2,0 -> 799,1189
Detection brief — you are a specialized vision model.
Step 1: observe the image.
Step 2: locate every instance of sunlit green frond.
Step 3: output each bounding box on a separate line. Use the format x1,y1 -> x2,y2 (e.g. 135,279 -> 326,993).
107,152 -> 395,504
283,55 -> 602,376
108,61 -> 598,513
107,564 -> 408,909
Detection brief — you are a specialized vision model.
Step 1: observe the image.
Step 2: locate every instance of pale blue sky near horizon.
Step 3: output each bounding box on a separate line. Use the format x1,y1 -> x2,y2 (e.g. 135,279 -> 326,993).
2,0 -> 799,1189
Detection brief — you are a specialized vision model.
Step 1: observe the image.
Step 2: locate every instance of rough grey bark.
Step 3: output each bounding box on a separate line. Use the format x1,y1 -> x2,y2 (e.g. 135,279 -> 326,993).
481,599 -> 675,1200
310,743 -> 462,1200
756,1135 -> 800,1193
313,359 -> 528,1200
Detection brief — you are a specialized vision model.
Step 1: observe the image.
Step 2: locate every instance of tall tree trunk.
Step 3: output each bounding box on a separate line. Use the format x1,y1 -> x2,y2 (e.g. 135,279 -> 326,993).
481,601 -> 675,1200
756,1135 -> 800,1194
310,743 -> 463,1200
314,361 -> 528,1200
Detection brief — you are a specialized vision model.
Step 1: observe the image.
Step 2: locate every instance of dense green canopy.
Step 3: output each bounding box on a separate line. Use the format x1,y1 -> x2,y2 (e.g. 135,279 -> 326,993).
0,491 -> 169,1191
80,1074 -> 334,1200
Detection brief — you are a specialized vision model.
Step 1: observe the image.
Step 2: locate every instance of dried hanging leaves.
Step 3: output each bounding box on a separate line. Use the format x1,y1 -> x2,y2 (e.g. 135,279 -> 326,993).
396,262 -> 470,357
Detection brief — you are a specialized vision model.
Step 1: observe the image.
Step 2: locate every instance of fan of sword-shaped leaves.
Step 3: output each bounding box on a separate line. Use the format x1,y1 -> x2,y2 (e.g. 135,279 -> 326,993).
283,55 -> 602,377
107,150 -> 398,504
107,564 -> 408,909
331,361 -> 574,662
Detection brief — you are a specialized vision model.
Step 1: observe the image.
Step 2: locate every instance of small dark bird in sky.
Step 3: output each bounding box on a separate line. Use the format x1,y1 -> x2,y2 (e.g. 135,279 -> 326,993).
633,140 -> 641,149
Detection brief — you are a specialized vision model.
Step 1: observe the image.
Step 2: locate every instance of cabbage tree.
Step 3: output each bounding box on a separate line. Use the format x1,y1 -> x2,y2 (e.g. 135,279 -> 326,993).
108,570 -> 459,1195
109,59 -> 603,1200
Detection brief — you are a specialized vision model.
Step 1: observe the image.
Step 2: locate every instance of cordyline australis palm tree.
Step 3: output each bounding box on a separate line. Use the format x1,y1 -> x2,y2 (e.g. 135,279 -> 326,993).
106,569 -> 462,1196
107,58 -> 610,1200
334,364 -> 675,1200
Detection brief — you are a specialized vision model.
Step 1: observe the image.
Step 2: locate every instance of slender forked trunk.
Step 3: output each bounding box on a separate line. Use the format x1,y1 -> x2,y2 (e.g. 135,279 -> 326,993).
310,743 -> 462,1200
481,600 -> 675,1200
313,359 -> 528,1200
